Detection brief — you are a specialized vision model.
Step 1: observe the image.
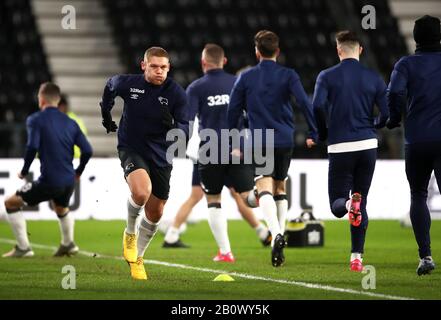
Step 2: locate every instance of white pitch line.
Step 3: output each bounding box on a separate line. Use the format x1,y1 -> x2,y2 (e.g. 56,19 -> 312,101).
0,238 -> 415,300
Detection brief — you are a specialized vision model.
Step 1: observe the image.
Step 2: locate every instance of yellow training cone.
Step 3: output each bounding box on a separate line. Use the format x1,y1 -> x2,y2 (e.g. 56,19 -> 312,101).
213,274 -> 235,282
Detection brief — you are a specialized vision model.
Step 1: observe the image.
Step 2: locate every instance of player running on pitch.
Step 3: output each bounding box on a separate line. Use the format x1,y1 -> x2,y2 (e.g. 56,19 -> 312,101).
387,16 -> 441,275
100,47 -> 190,280
228,30 -> 318,267
312,31 -> 389,272
181,44 -> 271,261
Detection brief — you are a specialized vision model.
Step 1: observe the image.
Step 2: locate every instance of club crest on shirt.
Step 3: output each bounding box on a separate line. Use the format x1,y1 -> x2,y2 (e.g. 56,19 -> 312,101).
158,96 -> 168,105
125,163 -> 134,172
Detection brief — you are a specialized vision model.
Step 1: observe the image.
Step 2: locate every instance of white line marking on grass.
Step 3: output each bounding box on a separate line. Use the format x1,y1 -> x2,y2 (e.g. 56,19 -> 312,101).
0,238 -> 415,300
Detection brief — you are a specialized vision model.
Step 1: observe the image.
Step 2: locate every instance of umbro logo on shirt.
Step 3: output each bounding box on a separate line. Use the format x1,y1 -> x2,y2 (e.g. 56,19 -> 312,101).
130,88 -> 144,100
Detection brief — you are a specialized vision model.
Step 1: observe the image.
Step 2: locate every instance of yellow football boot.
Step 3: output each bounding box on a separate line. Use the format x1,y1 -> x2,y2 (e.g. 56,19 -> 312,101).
123,231 -> 137,263
129,256 -> 147,280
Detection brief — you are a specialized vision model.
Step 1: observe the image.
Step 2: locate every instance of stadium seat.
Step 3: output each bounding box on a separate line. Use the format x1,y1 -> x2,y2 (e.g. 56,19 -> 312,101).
0,0 -> 51,156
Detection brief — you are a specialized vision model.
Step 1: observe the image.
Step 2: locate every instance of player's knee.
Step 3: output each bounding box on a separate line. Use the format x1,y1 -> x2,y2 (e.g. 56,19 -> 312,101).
132,188 -> 151,206
274,184 -> 286,195
330,200 -> 347,218
145,209 -> 163,222
4,197 -> 22,212
54,207 -> 68,216
410,189 -> 428,200
4,198 -> 13,210
132,192 -> 150,206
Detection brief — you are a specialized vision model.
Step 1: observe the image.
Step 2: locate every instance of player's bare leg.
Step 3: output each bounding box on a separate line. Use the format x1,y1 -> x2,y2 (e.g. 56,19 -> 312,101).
123,169 -> 151,264
163,186 -> 203,248
229,188 -> 271,246
1,195 -> 34,258
206,193 -> 234,262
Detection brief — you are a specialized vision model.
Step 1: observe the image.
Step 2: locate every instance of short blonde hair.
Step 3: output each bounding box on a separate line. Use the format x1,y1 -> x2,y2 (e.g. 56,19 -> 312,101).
144,46 -> 169,61
39,82 -> 61,105
203,43 -> 225,65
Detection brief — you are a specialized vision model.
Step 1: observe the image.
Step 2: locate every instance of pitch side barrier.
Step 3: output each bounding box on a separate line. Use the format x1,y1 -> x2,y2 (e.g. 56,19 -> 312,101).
0,158 -> 440,221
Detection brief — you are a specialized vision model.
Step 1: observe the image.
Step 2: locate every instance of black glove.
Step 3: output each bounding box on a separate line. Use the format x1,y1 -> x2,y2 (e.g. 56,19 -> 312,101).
386,119 -> 401,130
101,106 -> 118,133
161,105 -> 175,130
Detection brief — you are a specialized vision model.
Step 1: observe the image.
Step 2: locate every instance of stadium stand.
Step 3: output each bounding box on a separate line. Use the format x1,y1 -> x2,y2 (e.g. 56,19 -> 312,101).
0,0 -> 420,159
32,0 -> 124,156
390,0 -> 441,53
0,0 -> 51,156
104,0 -> 340,93
353,0 -> 408,80
352,0 -> 409,159
103,0 -> 342,158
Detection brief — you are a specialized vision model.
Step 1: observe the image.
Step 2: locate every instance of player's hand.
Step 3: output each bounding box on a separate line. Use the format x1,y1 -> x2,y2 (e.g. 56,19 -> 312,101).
102,118 -> 118,133
101,106 -> 118,133
306,138 -> 316,149
161,105 -> 175,130
386,119 -> 401,130
75,174 -> 81,182
17,172 -> 25,180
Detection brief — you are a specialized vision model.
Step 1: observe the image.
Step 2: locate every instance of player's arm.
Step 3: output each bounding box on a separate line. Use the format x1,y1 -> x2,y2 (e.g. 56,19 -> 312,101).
169,88 -> 191,141
290,71 -> 318,143
386,59 -> 408,129
373,76 -> 390,129
227,75 -> 246,130
19,116 -> 40,178
311,72 -> 329,142
73,124 -> 93,177
185,84 -> 200,141
100,75 -> 120,133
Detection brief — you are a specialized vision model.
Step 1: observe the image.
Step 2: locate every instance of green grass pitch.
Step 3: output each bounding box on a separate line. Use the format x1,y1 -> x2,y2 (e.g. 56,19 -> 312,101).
0,219 -> 440,300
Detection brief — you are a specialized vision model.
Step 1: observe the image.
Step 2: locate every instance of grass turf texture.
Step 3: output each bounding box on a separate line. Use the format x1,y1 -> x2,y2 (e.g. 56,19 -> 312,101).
0,220 -> 440,300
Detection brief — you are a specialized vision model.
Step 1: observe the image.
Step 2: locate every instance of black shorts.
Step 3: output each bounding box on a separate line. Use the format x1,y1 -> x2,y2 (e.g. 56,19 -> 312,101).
253,147 -> 293,181
198,163 -> 254,195
16,181 -> 75,208
118,148 -> 172,200
191,163 -> 200,186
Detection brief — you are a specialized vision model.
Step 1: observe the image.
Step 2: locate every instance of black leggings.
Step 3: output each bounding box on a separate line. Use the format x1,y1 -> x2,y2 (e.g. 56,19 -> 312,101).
328,148 -> 377,253
405,140 -> 441,258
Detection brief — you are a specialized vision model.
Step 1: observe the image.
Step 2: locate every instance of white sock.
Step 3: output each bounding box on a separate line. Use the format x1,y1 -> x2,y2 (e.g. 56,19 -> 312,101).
7,212 -> 30,250
164,226 -> 180,243
0,199 -> 6,214
259,194 -> 281,246
137,215 -> 160,257
247,190 -> 258,208
275,198 -> 288,234
0,200 -> 7,221
351,253 -> 362,262
207,204 -> 231,255
345,199 -> 351,211
255,222 -> 269,241
58,212 -> 74,246
126,196 -> 143,234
